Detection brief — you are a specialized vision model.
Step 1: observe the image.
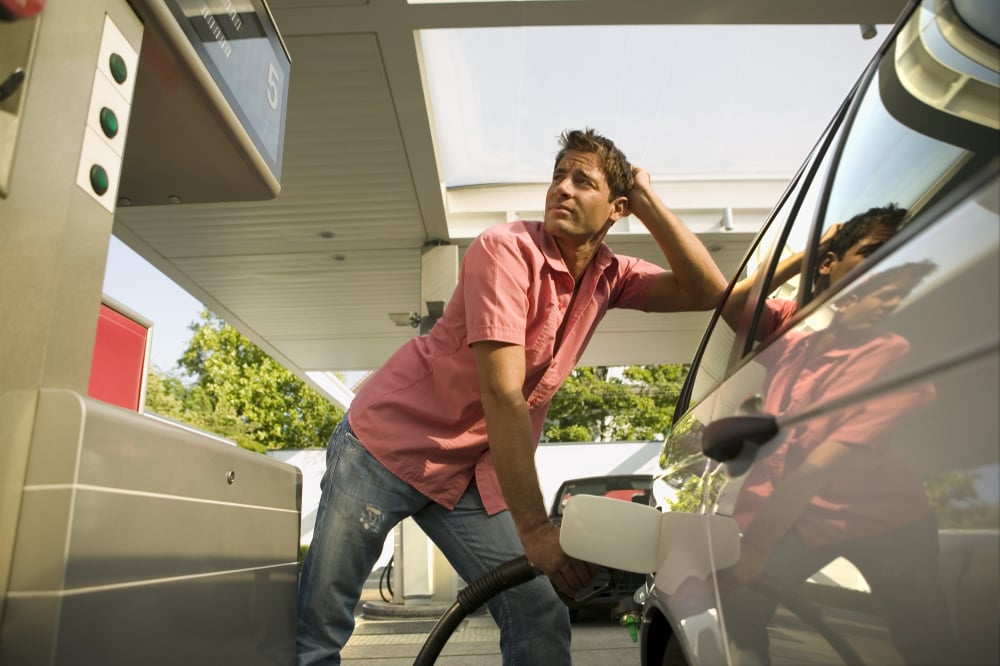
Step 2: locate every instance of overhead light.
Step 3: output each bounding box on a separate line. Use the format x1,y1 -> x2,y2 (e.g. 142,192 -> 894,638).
860,24 -> 877,40
389,312 -> 421,328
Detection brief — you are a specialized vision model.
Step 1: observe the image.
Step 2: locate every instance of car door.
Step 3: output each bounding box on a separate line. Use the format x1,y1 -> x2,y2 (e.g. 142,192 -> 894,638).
652,1 -> 999,664
642,53 -> 864,663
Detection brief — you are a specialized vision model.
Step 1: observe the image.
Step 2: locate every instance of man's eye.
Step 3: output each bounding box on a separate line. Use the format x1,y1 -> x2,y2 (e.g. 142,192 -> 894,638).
859,242 -> 885,257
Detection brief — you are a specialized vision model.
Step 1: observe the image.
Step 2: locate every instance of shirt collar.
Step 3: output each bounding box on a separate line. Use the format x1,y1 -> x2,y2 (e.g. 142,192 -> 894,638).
534,221 -> 616,279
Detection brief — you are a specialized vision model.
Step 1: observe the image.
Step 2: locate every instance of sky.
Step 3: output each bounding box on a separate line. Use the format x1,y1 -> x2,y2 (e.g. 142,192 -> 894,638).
103,237 -> 206,373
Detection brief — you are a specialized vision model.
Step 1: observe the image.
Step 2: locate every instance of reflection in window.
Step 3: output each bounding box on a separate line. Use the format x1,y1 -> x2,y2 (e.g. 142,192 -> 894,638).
822,67 -> 969,230
822,0 -> 998,236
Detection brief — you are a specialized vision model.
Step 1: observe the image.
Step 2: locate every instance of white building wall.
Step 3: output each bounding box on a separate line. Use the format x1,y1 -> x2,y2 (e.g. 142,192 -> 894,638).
268,441 -> 663,566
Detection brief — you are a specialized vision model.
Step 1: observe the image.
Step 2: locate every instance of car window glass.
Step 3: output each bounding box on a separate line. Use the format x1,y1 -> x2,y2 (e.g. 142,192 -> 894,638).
687,114 -> 837,408
550,475 -> 653,517
685,316 -> 735,408
687,208 -> 782,407
745,126 -> 844,350
812,0 -> 997,293
745,1 -> 998,351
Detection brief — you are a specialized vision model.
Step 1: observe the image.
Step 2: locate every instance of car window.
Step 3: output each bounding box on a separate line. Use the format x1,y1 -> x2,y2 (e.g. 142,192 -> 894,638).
550,475 -> 653,518
741,1 -> 998,355
810,0 -> 997,297
686,222 -> 768,408
686,97 -> 852,408
743,117 -> 848,350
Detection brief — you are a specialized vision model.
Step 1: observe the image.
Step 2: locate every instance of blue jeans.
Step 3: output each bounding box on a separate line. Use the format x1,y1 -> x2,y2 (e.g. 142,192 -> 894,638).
296,415 -> 571,665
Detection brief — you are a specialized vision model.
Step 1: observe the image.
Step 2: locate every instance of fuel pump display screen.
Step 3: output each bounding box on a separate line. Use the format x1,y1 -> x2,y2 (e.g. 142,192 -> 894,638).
163,0 -> 290,179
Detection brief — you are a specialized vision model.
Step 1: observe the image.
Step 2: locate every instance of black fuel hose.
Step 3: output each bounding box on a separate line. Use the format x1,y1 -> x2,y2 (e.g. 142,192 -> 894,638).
413,555 -> 540,666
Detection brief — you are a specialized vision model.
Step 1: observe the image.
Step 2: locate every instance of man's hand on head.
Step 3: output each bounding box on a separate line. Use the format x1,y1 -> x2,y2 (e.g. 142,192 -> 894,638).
625,165 -> 656,222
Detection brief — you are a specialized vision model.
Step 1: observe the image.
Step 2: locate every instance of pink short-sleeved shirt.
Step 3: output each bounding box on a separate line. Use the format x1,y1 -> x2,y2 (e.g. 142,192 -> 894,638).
348,221 -> 661,514
734,323 -> 934,546
755,298 -> 799,342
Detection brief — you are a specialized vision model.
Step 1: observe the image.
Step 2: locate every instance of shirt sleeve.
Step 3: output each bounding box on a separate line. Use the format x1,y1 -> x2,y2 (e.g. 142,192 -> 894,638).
756,298 -> 799,341
609,255 -> 661,310
462,233 -> 530,346
820,335 -> 931,447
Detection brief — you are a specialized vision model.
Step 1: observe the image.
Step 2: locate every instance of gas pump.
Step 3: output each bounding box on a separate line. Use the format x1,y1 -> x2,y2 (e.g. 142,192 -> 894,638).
1,3 -> 298,665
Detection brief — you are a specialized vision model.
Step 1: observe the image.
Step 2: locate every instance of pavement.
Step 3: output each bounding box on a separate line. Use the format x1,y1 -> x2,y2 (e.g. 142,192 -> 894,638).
341,569 -> 644,665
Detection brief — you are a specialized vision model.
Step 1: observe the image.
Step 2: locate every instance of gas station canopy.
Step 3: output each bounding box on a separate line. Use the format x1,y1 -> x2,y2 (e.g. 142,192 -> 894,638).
113,0 -> 903,384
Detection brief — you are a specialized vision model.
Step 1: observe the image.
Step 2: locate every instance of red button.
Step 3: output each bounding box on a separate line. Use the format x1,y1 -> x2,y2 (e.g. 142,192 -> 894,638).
0,0 -> 45,21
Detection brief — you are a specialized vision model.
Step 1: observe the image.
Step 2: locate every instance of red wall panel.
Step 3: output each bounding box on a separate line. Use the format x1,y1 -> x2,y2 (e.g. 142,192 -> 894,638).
88,302 -> 150,411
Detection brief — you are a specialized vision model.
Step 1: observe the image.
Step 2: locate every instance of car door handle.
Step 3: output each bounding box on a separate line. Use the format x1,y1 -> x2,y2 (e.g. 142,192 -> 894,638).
701,414 -> 779,462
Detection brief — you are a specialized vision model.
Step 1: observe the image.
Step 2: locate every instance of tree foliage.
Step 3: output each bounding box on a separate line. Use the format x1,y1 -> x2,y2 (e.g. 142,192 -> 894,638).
544,364 -> 688,442
146,311 -> 686,453
145,310 -> 342,452
924,469 -> 1000,529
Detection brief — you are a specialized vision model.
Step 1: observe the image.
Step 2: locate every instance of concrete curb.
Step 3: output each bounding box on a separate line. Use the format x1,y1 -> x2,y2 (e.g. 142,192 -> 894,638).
361,600 -> 453,619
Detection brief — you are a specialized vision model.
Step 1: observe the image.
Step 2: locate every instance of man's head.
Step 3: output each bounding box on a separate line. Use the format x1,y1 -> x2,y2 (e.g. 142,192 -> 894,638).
834,260 -> 937,329
816,204 -> 907,292
553,129 -> 634,199
544,129 -> 633,251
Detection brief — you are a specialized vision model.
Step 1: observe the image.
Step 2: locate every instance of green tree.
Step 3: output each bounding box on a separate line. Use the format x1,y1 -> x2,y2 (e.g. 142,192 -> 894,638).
146,368 -> 257,450
544,364 -> 687,442
146,310 -> 342,452
924,469 -> 1000,529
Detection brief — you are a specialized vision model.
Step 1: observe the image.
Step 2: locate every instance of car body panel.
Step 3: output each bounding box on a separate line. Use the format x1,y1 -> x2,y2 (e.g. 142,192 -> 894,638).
641,1 -> 999,664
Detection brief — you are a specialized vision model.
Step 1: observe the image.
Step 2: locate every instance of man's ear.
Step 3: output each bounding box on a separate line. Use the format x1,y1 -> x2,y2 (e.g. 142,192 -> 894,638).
813,251 -> 838,293
816,251 -> 837,276
609,195 -> 629,222
834,292 -> 859,311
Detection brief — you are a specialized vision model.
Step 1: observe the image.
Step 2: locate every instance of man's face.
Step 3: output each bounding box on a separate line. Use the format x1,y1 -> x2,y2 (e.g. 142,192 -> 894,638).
818,224 -> 895,290
837,283 -> 909,329
543,150 -> 627,244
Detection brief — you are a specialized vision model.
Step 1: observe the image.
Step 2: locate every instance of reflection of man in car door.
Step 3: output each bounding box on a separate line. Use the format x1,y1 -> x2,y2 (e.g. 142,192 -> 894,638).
721,204 -> 907,338
719,259 -> 956,666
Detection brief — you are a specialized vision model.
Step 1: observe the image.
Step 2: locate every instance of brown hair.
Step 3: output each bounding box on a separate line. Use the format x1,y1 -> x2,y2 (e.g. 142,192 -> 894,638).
555,128 -> 634,199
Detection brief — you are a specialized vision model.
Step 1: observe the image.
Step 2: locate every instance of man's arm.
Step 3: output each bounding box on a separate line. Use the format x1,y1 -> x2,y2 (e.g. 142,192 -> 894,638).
720,249 -> 806,330
472,340 -> 594,596
720,223 -> 843,329
627,166 -> 727,313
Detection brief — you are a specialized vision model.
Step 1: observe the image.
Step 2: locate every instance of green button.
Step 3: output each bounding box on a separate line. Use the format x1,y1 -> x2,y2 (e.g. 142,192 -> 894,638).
108,53 -> 127,84
99,107 -> 119,138
90,164 -> 109,196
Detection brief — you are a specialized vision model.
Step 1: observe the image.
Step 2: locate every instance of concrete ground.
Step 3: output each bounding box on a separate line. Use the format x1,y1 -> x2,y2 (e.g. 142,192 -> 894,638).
341,570 -> 643,665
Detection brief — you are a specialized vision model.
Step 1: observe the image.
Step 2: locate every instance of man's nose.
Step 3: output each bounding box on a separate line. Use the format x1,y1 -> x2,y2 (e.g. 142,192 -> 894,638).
551,176 -> 572,196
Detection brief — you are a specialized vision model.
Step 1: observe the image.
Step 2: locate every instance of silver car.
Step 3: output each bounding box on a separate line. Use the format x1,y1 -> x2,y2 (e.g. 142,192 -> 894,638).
617,1 -> 997,664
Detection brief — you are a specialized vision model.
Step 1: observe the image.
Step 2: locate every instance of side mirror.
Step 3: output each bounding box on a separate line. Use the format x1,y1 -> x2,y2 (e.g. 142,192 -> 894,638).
701,414 -> 778,462
559,494 -> 741,594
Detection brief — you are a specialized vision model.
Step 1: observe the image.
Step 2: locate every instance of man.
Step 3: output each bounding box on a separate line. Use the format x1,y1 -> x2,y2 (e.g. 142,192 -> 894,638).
296,128 -> 726,665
